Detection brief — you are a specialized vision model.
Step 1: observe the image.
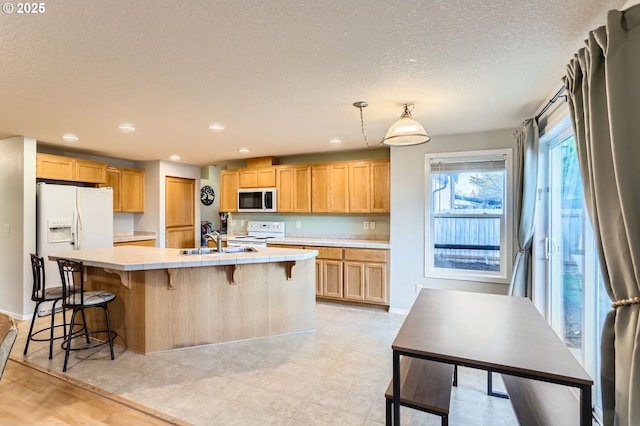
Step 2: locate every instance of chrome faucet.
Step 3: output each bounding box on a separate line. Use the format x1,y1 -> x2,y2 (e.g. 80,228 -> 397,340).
204,231 -> 222,252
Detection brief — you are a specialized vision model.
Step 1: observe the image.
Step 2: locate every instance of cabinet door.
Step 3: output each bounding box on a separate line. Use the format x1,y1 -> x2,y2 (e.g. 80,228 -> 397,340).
121,169 -> 145,212
329,163 -> 349,213
257,168 -> 276,187
311,165 -> 330,212
276,167 -> 294,212
239,169 -> 258,188
293,166 -> 311,212
343,261 -> 365,301
74,159 -> 107,184
315,259 -> 323,296
371,160 -> 390,213
36,153 -> 74,180
166,226 -> 194,249
348,161 -> 371,213
239,168 -> 276,188
364,262 -> 388,304
322,260 -> 343,298
104,167 -> 121,211
220,170 -> 239,212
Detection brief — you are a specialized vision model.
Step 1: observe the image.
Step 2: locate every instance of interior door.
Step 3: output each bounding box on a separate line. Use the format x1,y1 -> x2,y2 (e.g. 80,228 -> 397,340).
165,176 -> 195,248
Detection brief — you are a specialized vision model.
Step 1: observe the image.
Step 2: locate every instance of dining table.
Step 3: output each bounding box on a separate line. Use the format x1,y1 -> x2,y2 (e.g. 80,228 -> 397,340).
391,288 -> 593,425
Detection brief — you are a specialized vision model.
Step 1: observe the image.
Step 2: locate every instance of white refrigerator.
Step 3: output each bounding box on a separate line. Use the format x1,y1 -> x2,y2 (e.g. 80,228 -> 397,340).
36,183 -> 113,289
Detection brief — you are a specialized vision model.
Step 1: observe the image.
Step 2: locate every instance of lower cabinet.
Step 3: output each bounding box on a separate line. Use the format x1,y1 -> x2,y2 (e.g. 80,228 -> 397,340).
114,239 -> 156,247
269,243 -> 389,307
343,248 -> 389,304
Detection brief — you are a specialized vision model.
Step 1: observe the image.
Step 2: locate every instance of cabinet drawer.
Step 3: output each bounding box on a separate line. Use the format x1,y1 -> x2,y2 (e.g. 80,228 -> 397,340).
307,246 -> 343,260
344,248 -> 388,263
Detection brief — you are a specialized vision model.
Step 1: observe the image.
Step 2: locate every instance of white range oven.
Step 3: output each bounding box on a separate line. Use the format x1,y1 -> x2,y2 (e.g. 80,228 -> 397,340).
226,221 -> 285,247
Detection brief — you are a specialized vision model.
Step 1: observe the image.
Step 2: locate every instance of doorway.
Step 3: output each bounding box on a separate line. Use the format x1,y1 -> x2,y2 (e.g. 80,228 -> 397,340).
165,176 -> 195,248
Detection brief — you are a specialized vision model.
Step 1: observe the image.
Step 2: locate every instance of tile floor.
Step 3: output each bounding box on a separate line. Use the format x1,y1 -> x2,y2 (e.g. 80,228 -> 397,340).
12,302 -> 518,425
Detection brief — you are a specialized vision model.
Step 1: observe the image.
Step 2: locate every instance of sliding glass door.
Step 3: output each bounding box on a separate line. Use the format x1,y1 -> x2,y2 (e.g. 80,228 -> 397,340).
543,116 -> 609,415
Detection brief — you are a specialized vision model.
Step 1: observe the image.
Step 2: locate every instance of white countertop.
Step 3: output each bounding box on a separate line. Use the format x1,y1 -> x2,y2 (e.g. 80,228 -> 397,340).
50,246 -> 318,271
262,236 -> 390,249
113,231 -> 157,243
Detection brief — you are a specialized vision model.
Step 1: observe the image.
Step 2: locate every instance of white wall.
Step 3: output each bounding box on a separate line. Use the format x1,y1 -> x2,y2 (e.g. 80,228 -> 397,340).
0,136 -> 36,318
389,128 -> 516,312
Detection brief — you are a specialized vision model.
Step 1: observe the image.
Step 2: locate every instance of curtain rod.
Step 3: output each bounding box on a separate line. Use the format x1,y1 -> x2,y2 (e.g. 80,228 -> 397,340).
534,85 -> 567,122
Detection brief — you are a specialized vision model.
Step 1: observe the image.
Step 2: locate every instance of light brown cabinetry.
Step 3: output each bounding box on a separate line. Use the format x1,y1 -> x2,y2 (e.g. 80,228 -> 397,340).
268,243 -> 389,307
348,160 -> 390,213
114,239 -> 155,247
371,160 -> 390,213
310,246 -> 343,299
239,167 -> 276,188
103,166 -> 145,212
348,161 -> 372,213
277,165 -> 311,213
219,158 -> 389,214
311,163 -> 348,213
219,170 -> 239,212
165,177 -> 195,248
344,248 -> 389,304
36,153 -> 107,184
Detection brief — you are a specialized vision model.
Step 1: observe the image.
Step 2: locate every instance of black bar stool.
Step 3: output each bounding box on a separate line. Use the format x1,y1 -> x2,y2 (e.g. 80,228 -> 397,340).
24,254 -> 70,359
57,258 -> 117,372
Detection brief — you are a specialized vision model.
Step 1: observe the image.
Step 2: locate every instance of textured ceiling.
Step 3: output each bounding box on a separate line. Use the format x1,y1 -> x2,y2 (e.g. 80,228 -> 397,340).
0,0 -> 626,165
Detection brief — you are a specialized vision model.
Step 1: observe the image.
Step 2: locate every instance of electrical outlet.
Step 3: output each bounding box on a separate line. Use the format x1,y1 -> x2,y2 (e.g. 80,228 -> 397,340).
296,220 -> 301,228
230,219 -> 237,227
370,221 -> 375,230
363,221 -> 369,230
416,284 -> 422,294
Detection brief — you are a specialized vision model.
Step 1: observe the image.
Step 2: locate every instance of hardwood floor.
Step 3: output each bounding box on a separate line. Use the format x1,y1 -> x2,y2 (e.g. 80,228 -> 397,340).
0,359 -> 189,425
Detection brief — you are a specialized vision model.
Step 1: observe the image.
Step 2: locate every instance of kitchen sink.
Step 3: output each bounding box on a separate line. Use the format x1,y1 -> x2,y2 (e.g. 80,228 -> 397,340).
181,246 -> 256,255
221,246 -> 257,253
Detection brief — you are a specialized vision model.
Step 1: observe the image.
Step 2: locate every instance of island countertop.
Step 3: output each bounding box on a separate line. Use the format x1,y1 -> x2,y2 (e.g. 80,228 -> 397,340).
50,245 -> 318,271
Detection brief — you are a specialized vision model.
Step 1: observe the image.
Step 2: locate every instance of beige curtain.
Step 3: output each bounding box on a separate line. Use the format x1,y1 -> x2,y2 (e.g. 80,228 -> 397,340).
509,119 -> 539,297
564,5 -> 640,425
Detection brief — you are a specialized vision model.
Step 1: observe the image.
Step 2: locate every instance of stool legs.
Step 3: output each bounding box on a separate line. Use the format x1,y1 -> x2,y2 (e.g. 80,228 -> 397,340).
24,301 -> 66,360
62,306 -> 116,372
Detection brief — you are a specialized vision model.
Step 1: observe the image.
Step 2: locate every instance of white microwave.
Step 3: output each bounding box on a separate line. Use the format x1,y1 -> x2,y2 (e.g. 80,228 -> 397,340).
237,188 -> 277,212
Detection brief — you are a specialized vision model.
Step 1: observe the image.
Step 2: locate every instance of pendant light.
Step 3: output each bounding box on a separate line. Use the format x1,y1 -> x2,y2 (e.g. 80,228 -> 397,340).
382,104 -> 430,146
353,102 -> 430,148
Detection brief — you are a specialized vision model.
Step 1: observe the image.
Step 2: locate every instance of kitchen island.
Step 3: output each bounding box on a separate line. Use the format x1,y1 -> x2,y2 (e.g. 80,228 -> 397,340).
49,246 -> 318,354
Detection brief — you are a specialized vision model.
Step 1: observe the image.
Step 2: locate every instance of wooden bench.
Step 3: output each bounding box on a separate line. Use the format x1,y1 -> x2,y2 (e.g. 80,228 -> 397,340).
502,374 -> 581,426
385,356 -> 454,426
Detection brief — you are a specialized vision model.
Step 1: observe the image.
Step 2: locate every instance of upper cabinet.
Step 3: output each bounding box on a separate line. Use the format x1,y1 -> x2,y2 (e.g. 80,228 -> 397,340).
312,163 -> 349,213
219,158 -> 389,214
103,166 -> 145,212
370,160 -> 390,213
348,159 -> 390,213
36,153 -> 107,184
348,161 -> 372,213
277,165 -> 311,213
219,170 -> 239,212
239,167 -> 276,188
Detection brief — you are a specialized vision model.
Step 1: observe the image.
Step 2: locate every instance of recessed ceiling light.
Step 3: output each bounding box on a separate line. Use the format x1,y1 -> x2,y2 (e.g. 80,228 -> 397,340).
118,123 -> 136,132
62,134 -> 78,142
238,148 -> 250,153
209,124 -> 225,131
329,138 -> 342,144
169,155 -> 181,161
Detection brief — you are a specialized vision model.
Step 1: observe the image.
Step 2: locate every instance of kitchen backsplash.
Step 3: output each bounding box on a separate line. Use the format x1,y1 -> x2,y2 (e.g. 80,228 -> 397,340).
224,213 -> 390,240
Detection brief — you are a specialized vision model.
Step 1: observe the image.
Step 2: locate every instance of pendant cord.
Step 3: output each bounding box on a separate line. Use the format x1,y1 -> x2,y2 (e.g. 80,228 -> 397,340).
356,104 -> 383,149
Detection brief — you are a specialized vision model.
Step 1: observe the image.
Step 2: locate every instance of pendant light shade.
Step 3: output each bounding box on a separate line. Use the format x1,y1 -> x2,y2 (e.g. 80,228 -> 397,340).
382,104 -> 430,146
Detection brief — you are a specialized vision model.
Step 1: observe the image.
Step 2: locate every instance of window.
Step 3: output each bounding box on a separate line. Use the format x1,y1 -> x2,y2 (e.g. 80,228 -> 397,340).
425,149 -> 512,282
